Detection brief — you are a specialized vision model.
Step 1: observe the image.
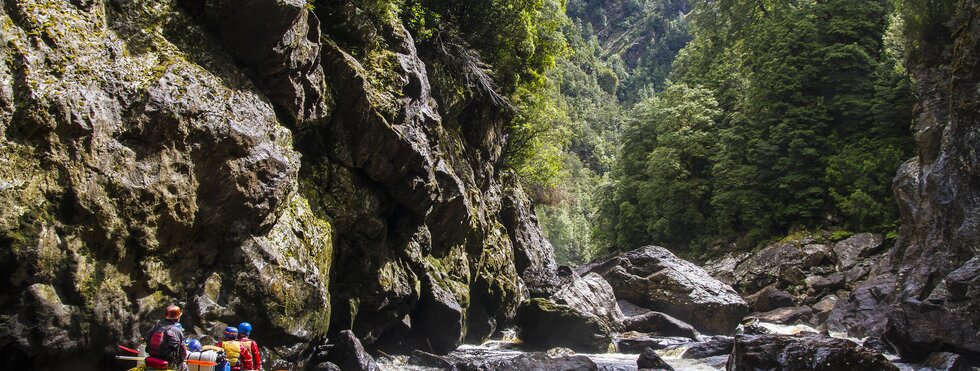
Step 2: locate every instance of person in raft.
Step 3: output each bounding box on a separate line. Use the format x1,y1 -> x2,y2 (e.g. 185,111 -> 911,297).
236,322 -> 261,370
142,305 -> 189,370
216,326 -> 247,370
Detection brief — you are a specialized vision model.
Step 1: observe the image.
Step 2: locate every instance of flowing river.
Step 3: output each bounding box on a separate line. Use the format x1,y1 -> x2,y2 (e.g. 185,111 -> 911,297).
375,322 -> 916,371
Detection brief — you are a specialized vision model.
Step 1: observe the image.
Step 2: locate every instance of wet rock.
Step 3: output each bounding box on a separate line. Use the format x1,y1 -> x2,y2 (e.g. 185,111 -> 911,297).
311,362 -> 342,371
726,334 -> 898,371
681,336 -> 735,359
920,352 -> 976,371
327,330 -> 380,371
483,352 -> 598,371
833,233 -> 884,269
623,311 -> 699,339
514,298 -> 612,353
745,286 -> 796,312
585,246 -> 748,335
753,306 -> 813,324
860,336 -> 895,355
878,259 -> 980,361
883,298 -> 980,361
826,273 -> 895,337
637,347 -> 674,370
616,333 -> 693,353
554,273 -> 625,331
408,350 -> 455,369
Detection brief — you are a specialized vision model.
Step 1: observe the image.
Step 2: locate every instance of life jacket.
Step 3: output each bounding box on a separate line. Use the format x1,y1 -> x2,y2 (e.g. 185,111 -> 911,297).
219,340 -> 243,367
145,322 -> 178,362
236,339 -> 255,370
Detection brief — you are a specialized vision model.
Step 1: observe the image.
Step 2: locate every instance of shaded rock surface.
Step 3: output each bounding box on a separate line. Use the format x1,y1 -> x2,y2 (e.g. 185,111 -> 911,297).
0,0 -> 558,368
326,331 -> 379,371
726,334 -> 898,371
514,298 -> 612,353
745,286 -> 795,313
615,333 -> 693,354
681,336 -> 734,359
583,246 -> 748,335
637,347 -> 674,370
623,311 -> 699,339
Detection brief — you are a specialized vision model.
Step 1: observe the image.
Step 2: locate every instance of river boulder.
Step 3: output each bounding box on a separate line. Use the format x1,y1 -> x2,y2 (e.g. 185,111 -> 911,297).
623,311 -> 699,339
554,273 -> 625,331
583,246 -> 748,335
514,298 -> 612,353
745,286 -> 796,313
637,347 -> 674,370
726,334 -> 897,371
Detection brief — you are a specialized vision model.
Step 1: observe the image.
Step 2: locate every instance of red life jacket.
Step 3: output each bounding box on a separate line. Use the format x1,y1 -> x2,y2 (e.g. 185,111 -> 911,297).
146,323 -> 178,361
237,339 -> 255,369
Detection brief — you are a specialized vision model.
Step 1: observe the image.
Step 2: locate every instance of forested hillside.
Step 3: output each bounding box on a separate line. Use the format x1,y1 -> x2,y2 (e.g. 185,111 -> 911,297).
535,0 -> 692,264
536,0 -> 917,262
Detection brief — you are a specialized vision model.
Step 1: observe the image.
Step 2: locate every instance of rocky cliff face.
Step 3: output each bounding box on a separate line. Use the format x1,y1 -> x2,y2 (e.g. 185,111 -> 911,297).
831,0 -> 980,360
0,0 -> 556,368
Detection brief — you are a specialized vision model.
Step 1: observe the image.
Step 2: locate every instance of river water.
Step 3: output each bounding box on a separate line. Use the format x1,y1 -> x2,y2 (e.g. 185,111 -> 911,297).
377,322 -> 835,370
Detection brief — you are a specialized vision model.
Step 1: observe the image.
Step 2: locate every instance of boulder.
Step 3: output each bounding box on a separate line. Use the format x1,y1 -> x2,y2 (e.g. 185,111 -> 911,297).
810,295 -> 839,325
745,286 -> 795,312
616,333 -> 694,353
919,352 -> 976,371
826,273 -> 895,337
514,298 -> 612,353
327,331 -> 380,371
703,252 -> 752,286
833,233 -> 884,269
753,306 -> 813,324
801,244 -> 834,268
805,272 -> 846,292
637,347 -> 674,370
623,311 -> 699,339
681,336 -> 735,359
726,334 -> 898,371
584,246 -> 748,335
554,273 -> 625,331
732,240 -> 809,293
779,266 -> 807,287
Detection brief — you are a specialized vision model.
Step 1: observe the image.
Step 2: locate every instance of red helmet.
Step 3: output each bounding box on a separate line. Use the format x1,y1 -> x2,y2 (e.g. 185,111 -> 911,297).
164,305 -> 182,319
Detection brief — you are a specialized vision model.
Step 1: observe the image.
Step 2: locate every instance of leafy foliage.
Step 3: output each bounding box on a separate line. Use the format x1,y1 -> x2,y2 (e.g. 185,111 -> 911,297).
599,0 -> 916,256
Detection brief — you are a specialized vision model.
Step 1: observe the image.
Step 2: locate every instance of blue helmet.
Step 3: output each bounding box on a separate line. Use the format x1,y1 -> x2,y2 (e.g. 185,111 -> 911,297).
237,322 -> 252,336
184,338 -> 202,352
223,326 -> 239,340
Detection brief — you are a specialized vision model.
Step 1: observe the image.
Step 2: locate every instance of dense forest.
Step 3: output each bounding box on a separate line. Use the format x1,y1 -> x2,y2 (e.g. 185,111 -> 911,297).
524,0 -> 918,263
